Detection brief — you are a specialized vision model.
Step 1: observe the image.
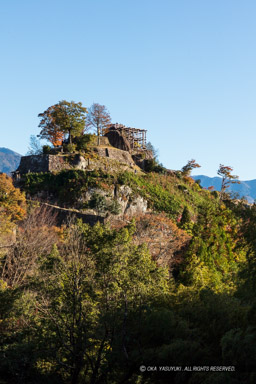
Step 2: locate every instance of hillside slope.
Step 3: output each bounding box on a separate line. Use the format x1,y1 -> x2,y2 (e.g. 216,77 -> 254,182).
2,162 -> 256,383
0,147 -> 21,175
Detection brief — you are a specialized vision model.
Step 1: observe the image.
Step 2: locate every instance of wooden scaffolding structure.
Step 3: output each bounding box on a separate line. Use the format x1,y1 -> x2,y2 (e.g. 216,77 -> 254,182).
110,123 -> 147,150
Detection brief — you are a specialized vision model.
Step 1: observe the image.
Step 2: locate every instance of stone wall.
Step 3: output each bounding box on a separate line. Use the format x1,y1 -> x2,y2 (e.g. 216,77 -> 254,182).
16,148 -> 138,176
18,155 -> 51,173
17,154 -> 88,174
92,147 -> 134,166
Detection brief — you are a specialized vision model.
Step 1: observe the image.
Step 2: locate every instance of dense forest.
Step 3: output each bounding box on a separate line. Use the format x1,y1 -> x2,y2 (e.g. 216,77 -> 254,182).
1,163 -> 256,383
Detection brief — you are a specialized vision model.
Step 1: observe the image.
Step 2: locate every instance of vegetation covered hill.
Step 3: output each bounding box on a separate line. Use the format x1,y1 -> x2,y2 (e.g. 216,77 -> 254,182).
0,147 -> 21,175
2,100 -> 255,382
1,160 -> 256,383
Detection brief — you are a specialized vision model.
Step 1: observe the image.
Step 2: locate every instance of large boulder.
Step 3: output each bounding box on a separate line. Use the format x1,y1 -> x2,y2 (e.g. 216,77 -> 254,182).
104,129 -> 131,152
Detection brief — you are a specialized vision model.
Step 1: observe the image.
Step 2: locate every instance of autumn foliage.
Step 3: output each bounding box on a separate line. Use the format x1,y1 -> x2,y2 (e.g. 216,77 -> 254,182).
38,100 -> 87,146
0,174 -> 26,235
217,164 -> 240,199
181,159 -> 201,176
38,104 -> 65,146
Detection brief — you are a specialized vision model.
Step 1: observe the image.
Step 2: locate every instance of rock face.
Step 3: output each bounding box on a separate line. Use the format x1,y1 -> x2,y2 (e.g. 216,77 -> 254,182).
132,151 -> 154,170
116,185 -> 147,216
77,185 -> 147,218
105,129 -> 131,152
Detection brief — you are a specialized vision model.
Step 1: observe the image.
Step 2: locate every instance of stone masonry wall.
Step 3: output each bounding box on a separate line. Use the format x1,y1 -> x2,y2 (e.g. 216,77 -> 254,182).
16,148 -> 137,176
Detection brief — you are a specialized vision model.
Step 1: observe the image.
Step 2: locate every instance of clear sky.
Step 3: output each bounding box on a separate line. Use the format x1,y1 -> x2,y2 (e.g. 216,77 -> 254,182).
1,0 -> 256,179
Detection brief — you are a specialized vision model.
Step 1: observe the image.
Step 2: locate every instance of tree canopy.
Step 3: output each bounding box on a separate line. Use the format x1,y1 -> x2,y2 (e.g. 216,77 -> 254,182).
38,100 -> 87,146
0,173 -> 26,236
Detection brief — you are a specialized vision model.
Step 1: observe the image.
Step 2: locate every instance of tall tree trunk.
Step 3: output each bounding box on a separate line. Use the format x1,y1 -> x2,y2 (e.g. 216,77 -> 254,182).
71,365 -> 81,384
68,129 -> 72,145
97,124 -> 100,146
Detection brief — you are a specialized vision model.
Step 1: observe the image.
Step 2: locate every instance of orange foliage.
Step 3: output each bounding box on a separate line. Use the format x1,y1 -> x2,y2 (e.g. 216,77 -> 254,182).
111,212 -> 191,269
50,129 -> 64,147
38,104 -> 64,147
0,174 -> 26,234
133,213 -> 191,268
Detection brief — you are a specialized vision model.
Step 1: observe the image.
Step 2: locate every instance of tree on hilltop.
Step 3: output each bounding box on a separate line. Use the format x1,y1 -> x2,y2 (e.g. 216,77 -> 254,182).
181,159 -> 201,177
217,164 -> 240,200
38,100 -> 87,146
86,103 -> 111,144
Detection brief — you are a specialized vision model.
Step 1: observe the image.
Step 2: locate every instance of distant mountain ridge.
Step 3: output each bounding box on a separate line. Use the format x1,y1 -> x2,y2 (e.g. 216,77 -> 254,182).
0,147 -> 21,175
193,174 -> 256,203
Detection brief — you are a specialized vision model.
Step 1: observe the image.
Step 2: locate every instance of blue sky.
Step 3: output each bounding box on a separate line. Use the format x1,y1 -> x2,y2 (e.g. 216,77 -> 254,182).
1,0 -> 256,179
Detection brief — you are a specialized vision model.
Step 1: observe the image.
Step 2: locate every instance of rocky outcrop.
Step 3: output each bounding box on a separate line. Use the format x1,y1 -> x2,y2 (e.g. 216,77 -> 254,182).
132,151 -> 154,170
105,129 -> 131,152
117,185 -> 147,216
78,185 -> 147,218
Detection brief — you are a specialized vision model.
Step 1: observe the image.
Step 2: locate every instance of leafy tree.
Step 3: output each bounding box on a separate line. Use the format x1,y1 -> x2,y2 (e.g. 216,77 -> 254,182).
221,326 -> 256,373
180,206 -> 191,227
38,100 -> 87,146
0,174 -> 26,236
38,104 -> 65,147
217,164 -> 240,200
73,134 -> 93,152
181,159 -> 201,176
86,103 -> 111,144
33,221 -> 169,383
178,202 -> 245,292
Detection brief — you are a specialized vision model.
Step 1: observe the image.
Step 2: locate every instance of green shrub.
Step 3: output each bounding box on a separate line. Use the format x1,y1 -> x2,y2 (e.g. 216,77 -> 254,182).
42,145 -> 52,154
144,159 -> 166,174
74,134 -> 93,152
62,143 -> 77,153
